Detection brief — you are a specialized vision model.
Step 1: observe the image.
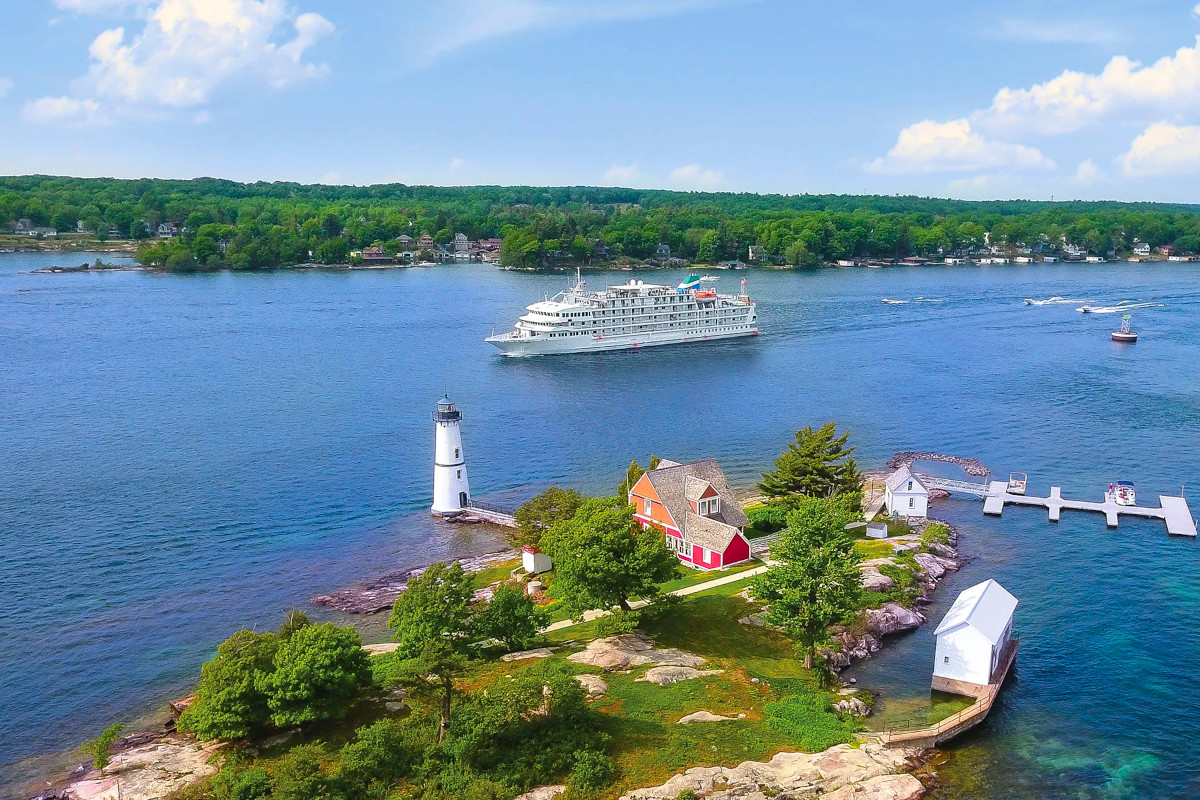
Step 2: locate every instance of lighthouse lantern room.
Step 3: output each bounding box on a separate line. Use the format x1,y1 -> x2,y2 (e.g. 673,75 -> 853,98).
432,396 -> 471,516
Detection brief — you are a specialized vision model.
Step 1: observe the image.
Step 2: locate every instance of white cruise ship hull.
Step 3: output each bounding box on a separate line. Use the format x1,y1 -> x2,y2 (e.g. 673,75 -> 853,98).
487,325 -> 758,357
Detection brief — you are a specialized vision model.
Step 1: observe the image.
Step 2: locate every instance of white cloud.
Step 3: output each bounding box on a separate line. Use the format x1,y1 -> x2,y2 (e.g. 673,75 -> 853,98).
0,77 -> 13,98
36,0 -> 333,120
987,19 -> 1122,45
1119,122 -> 1200,176
85,0 -> 334,107
21,96 -> 106,125
976,35 -> 1200,134
866,118 -> 1054,174
668,163 -> 724,189
403,0 -> 747,67
1075,159 -> 1102,183
601,162 -> 645,185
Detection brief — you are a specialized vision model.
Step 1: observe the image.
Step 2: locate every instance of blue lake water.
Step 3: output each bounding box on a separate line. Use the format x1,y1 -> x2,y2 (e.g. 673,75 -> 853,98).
1,252 -> 1198,798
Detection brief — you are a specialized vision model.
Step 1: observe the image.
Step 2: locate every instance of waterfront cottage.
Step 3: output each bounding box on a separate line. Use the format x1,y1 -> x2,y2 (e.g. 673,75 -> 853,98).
629,459 -> 751,571
932,579 -> 1018,694
884,465 -> 929,519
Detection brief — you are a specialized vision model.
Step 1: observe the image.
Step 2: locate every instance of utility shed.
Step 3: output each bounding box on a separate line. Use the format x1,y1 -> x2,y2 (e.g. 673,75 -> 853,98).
933,579 -> 1018,694
885,466 -> 929,519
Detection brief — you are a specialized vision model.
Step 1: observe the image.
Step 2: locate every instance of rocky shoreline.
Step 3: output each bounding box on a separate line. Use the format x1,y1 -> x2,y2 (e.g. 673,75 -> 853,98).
309,548 -> 517,613
823,519 -> 961,672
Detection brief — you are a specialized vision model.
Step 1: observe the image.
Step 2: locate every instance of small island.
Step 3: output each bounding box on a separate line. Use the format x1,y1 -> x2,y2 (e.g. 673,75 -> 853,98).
45,424 -> 980,800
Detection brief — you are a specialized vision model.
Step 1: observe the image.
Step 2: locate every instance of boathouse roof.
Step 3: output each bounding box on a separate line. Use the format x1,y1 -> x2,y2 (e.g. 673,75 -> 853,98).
935,579 -> 1018,645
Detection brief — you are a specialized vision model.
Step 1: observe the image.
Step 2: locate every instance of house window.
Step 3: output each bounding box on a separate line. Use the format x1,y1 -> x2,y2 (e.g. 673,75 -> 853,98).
710,496 -> 720,514
943,656 -> 950,663
644,498 -> 652,516
909,497 -> 915,508
907,480 -> 913,491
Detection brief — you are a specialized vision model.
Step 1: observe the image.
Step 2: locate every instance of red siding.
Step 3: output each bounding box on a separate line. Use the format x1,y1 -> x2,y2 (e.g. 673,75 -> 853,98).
692,544 -> 721,570
721,531 -> 751,566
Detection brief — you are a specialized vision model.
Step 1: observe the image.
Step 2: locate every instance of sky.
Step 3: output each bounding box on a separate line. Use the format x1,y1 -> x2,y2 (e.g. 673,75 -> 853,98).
3,0 -> 1200,201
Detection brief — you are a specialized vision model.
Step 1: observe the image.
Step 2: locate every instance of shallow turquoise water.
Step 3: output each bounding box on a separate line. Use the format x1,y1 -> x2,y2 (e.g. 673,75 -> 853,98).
2,253 -> 1198,797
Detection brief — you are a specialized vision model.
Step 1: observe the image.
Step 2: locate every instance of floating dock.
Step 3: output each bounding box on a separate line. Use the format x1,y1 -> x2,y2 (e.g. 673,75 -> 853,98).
982,481 -> 1197,537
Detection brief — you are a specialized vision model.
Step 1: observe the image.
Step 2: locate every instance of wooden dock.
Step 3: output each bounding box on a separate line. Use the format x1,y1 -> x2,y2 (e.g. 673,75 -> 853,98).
982,481 -> 1197,537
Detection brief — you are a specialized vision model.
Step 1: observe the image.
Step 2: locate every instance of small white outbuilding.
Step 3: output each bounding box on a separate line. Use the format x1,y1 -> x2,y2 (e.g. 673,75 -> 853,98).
521,545 -> 552,575
932,579 -> 1018,693
885,466 -> 929,519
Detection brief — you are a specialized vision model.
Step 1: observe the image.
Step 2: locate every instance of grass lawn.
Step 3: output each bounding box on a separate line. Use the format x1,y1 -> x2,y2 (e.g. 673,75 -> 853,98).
470,559 -> 520,589
594,586 -> 858,795
853,538 -> 896,560
655,560 -> 762,594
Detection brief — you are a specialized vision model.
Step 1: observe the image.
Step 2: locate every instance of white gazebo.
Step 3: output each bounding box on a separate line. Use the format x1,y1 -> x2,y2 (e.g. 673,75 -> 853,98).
885,466 -> 929,519
932,579 -> 1018,695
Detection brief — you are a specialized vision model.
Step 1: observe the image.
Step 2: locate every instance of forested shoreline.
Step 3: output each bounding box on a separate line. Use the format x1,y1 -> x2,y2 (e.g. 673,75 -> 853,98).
5,175 -> 1200,271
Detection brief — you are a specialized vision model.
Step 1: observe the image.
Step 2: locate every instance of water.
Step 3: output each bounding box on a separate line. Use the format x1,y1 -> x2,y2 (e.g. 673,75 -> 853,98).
2,253 -> 1198,798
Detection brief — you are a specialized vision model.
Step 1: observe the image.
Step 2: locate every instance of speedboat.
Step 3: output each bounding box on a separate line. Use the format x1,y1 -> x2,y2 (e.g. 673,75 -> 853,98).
1112,481 -> 1136,506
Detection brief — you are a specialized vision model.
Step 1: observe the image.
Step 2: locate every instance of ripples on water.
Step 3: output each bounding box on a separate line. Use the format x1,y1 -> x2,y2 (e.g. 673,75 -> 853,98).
1,254 -> 1198,798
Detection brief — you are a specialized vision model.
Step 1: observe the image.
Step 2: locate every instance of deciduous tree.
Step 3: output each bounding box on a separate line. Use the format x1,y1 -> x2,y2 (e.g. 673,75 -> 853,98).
476,583 -> 549,651
260,623 -> 372,728
542,498 -> 677,619
512,487 -> 586,549
753,497 -> 863,668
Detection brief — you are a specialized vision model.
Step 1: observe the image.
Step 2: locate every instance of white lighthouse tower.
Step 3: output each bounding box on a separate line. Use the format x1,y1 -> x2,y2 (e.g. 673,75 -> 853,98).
432,395 -> 471,516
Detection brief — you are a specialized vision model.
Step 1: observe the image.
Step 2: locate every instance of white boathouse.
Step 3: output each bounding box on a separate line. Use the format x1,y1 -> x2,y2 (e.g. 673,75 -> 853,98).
885,466 -> 929,519
932,579 -> 1018,694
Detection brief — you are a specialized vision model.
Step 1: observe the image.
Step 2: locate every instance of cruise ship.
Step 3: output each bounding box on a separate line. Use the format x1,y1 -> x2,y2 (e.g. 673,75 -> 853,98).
486,273 -> 758,356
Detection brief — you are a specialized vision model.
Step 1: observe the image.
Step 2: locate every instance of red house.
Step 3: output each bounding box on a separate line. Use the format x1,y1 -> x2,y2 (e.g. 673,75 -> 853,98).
629,459 -> 751,571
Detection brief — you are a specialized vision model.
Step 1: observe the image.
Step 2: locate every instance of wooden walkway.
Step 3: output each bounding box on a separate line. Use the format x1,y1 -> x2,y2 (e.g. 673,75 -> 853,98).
982,481 -> 1197,537
879,638 -> 1019,749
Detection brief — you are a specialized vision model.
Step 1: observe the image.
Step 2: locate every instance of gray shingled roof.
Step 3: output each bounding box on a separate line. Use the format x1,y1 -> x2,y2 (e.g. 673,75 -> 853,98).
644,459 -> 748,551
886,465 -> 928,493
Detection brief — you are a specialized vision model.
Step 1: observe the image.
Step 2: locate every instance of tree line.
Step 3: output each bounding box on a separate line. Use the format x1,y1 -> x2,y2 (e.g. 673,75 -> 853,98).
5,175 -> 1200,270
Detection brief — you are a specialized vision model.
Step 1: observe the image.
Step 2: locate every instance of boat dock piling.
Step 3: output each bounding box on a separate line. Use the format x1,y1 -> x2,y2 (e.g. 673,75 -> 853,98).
981,481 -> 1197,537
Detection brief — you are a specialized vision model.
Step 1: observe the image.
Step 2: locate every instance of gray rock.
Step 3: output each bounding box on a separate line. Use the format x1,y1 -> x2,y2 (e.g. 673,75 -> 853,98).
865,602 -> 926,637
861,570 -> 896,592
575,674 -> 608,695
568,634 -> 705,670
501,647 -> 554,662
637,666 -> 723,685
385,701 -> 405,712
514,785 -> 567,800
926,542 -> 957,559
833,697 -> 871,717
677,710 -> 738,724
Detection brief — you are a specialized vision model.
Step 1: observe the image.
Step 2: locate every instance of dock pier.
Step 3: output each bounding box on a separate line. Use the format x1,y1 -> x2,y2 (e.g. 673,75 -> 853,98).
981,481 -> 1197,537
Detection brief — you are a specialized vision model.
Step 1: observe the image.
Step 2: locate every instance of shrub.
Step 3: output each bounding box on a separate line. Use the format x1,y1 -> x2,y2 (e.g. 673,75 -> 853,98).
921,522 -> 951,547
764,694 -> 860,751
568,750 -> 616,794
260,623 -> 373,728
209,760 -> 271,800
337,719 -> 418,794
271,744 -> 342,800
746,503 -> 789,533
595,610 -> 641,637
677,791 -> 699,800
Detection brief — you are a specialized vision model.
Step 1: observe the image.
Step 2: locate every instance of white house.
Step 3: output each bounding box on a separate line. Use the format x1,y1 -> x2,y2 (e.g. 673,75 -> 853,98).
884,465 -> 929,518
1132,242 -> 1151,256
932,579 -> 1018,694
453,232 -> 470,254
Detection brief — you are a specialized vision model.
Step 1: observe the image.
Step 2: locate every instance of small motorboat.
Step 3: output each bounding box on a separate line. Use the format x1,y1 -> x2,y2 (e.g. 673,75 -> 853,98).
1007,472 -> 1028,495
1112,481 -> 1136,506
1111,314 -> 1138,342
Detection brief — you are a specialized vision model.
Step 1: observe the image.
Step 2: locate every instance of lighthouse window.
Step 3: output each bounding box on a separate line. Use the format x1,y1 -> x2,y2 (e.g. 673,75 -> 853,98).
454,448 -> 460,459
457,469 -> 462,479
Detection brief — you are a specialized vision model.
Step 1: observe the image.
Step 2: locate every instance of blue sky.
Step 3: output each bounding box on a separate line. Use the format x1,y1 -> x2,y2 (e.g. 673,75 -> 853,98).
4,0 -> 1200,201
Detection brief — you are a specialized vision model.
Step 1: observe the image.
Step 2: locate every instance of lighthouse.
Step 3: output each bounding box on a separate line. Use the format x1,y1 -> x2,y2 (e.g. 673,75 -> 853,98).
432,395 -> 471,516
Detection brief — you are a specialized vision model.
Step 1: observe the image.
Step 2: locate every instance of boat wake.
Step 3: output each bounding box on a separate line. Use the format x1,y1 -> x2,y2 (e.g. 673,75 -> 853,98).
1024,296 -> 1092,306
881,298 -> 908,304
1077,301 -> 1165,314
882,297 -> 944,305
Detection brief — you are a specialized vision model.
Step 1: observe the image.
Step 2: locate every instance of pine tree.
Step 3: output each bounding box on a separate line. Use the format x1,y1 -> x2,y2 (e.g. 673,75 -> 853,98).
758,423 -> 860,498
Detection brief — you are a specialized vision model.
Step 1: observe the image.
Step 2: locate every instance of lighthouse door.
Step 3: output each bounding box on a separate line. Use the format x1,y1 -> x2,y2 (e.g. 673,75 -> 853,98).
459,491 -> 468,508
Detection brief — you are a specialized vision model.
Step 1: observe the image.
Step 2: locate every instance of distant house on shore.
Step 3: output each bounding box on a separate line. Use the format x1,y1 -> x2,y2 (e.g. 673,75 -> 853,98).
11,218 -> 33,234
885,465 -> 929,519
1157,244 -> 1176,256
454,232 -> 470,255
1132,242 -> 1151,257
629,459 -> 751,571
397,234 -> 415,249
654,242 -> 672,259
417,233 -> 435,250
933,579 -> 1018,694
157,222 -> 180,239
361,246 -> 392,264
748,245 -> 768,263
